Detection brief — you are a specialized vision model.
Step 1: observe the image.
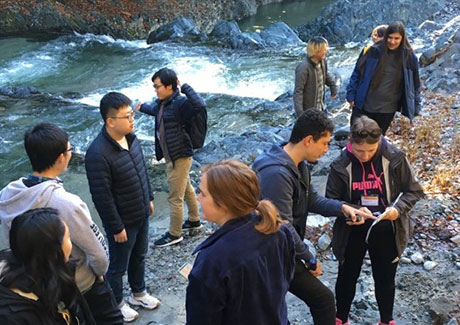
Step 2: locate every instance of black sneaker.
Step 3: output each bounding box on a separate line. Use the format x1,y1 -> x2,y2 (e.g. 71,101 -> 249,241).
182,220 -> 203,231
154,232 -> 183,248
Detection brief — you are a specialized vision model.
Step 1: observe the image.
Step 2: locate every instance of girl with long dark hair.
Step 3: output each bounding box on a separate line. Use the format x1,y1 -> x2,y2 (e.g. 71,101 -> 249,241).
0,208 -> 95,324
186,160 -> 295,325
346,21 -> 421,134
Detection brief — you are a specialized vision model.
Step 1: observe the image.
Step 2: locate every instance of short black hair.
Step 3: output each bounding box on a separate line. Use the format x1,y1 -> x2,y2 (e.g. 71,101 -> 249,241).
289,109 -> 334,143
99,92 -> 132,122
152,68 -> 178,91
24,123 -> 69,172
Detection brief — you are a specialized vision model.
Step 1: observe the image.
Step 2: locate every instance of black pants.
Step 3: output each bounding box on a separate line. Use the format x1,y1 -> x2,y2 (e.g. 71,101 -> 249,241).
83,278 -> 124,325
350,107 -> 396,135
289,260 -> 336,325
335,219 -> 398,324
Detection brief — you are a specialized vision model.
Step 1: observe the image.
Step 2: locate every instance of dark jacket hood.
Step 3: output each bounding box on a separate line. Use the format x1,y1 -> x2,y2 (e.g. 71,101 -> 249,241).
252,143 -> 299,177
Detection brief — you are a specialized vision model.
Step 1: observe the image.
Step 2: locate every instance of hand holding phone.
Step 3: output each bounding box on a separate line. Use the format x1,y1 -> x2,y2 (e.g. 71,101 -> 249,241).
131,99 -> 141,110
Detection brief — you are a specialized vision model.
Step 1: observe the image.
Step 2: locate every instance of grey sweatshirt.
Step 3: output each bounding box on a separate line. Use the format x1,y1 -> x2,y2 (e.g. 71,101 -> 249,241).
0,178 -> 109,292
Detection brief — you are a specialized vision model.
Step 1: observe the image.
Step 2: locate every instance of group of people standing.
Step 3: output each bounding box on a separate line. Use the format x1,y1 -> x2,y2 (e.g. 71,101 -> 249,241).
294,21 -> 421,135
0,19 -> 423,325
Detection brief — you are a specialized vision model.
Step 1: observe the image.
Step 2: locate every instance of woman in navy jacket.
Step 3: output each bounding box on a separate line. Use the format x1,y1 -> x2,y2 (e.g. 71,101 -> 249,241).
186,160 -> 295,325
346,21 -> 421,134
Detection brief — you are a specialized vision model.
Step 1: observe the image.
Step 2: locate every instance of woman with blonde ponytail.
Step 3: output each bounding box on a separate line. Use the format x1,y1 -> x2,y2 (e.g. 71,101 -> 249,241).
186,160 -> 295,325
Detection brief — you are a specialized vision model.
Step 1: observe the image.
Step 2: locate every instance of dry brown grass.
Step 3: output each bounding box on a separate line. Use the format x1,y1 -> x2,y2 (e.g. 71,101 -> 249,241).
389,92 -> 459,196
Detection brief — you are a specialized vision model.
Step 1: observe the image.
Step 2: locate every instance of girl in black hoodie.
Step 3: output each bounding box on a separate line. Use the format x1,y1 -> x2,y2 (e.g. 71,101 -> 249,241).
0,208 -> 95,324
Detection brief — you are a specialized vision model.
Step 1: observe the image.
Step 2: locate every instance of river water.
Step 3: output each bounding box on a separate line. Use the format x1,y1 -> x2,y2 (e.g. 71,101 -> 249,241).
0,2 -> 361,239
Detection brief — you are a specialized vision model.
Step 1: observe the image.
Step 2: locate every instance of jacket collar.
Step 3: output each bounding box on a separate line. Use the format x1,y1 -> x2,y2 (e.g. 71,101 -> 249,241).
155,89 -> 180,106
192,214 -> 253,255
101,126 -> 135,151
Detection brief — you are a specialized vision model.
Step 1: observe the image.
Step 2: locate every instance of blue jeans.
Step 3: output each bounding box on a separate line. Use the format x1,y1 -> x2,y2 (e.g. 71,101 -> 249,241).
106,218 -> 149,304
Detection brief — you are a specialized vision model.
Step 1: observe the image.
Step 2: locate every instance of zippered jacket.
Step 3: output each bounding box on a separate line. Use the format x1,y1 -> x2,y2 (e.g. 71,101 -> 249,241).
326,138 -> 424,262
85,128 -> 153,235
253,143 -> 344,262
346,43 -> 421,121
186,214 -> 295,325
140,84 -> 206,163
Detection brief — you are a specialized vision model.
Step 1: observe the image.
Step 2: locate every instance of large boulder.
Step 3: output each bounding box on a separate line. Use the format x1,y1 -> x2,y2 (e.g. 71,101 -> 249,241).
210,20 -> 303,50
421,18 -> 460,95
0,86 -> 40,98
260,22 -> 303,47
147,18 -> 204,44
296,0 -> 449,44
210,20 -> 266,50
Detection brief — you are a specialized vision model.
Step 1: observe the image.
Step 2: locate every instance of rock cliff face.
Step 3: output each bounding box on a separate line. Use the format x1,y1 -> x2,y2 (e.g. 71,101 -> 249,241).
296,0 -> 449,44
0,0 -> 283,39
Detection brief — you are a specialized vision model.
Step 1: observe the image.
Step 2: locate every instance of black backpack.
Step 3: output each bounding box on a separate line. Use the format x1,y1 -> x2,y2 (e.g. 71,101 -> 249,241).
182,105 -> 208,149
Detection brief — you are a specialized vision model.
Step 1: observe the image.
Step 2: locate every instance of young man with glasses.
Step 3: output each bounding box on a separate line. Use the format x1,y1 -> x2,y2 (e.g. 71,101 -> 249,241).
85,92 -> 159,322
0,122 -> 123,324
136,67 -> 206,247
253,109 -> 374,325
326,116 -> 424,325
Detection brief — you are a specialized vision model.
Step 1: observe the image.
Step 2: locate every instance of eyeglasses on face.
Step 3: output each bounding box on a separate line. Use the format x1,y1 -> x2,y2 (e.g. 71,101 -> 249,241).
65,144 -> 76,153
110,111 -> 135,121
353,129 -> 382,139
153,83 -> 164,90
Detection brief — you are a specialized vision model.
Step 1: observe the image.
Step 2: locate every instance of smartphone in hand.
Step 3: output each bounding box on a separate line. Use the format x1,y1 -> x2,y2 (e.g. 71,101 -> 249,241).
131,99 -> 141,110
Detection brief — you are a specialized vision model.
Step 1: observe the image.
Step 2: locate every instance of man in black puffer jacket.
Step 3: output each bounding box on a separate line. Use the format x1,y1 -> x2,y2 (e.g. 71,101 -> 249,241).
85,92 -> 159,322
137,68 -> 205,248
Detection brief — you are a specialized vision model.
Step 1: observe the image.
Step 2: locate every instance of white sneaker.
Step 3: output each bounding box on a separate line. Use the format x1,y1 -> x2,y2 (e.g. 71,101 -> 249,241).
119,302 -> 139,323
128,293 -> 161,310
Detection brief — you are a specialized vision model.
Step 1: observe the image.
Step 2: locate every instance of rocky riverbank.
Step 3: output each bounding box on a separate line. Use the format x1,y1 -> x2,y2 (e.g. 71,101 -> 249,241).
1,0 -> 459,324
0,0 -> 283,39
133,1 -> 460,324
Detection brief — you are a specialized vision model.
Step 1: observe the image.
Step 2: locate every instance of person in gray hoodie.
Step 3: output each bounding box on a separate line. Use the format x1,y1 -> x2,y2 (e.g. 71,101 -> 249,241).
0,123 -> 123,325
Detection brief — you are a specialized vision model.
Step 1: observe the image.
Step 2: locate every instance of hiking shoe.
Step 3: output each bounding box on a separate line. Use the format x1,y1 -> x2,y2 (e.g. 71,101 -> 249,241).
336,318 -> 350,325
119,302 -> 139,323
154,232 -> 183,247
128,293 -> 161,310
182,220 -> 203,231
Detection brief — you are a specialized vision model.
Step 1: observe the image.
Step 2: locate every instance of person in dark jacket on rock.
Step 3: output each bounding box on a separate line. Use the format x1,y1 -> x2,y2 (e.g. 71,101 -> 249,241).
136,67 -> 205,247
326,116 -> 424,325
186,160 -> 295,325
0,208 -> 95,325
253,109 -> 374,325
294,36 -> 338,116
85,92 -> 159,323
346,21 -> 421,134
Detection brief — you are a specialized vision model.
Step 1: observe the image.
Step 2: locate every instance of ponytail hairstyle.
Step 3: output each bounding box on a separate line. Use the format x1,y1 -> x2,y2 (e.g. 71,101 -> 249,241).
0,208 -> 84,322
203,160 -> 286,235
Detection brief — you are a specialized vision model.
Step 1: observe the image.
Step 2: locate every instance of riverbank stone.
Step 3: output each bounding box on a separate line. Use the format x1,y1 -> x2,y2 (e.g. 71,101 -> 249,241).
450,234 -> 460,244
0,86 -> 40,98
259,22 -> 303,47
423,261 -> 438,271
210,20 -> 266,49
147,18 -> 204,44
317,233 -> 331,250
411,252 -> 424,264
